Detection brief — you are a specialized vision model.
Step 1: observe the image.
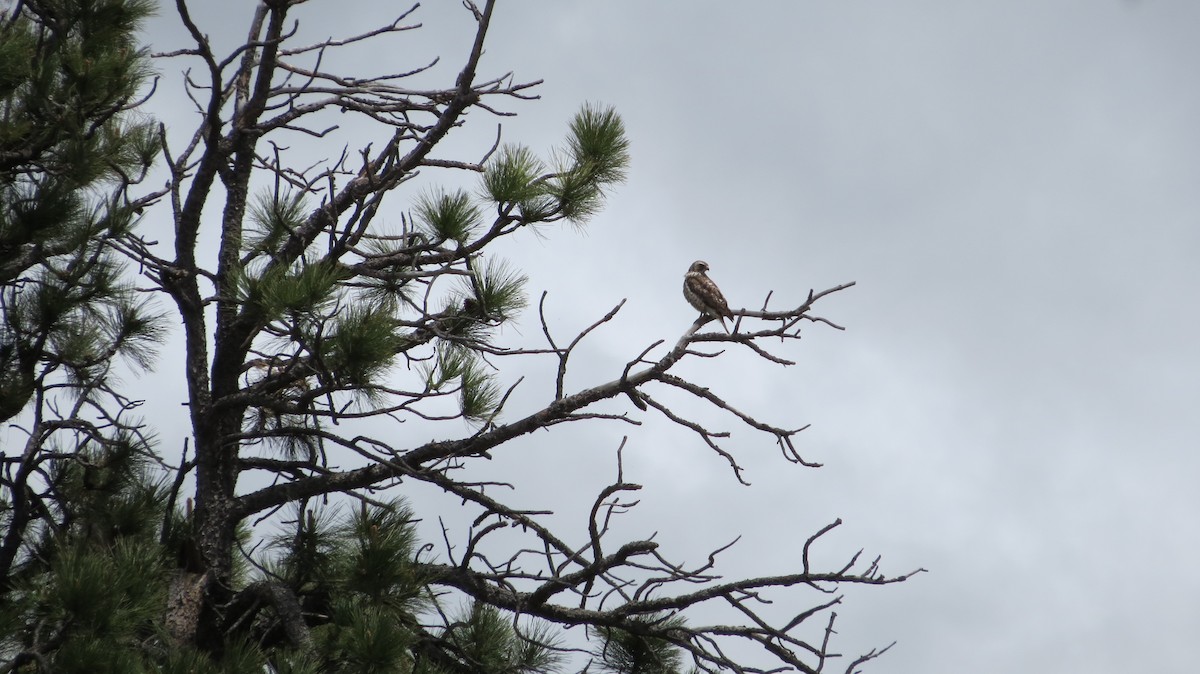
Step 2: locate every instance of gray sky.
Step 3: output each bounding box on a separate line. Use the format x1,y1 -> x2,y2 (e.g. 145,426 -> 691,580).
134,1 -> 1200,672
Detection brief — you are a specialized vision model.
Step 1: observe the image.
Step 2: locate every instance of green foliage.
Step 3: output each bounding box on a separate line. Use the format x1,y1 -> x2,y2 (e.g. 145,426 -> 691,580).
264,653 -> 324,674
269,506 -> 340,591
155,638 -> 267,674
216,637 -> 270,674
469,257 -> 529,322
552,103 -> 630,223
238,259 -> 344,320
270,500 -> 435,673
106,115 -> 164,179
417,188 -> 482,244
0,0 -> 157,185
271,499 -> 427,615
425,344 -> 501,423
320,299 -> 404,388
46,434 -> 166,546
1,439 -> 697,674
159,648 -> 221,674
350,228 -> 421,306
405,256 -> 527,423
567,104 -> 631,187
247,190 -> 309,258
482,104 -> 629,226
0,22 -> 36,97
321,600 -> 416,673
0,439 -> 171,674
458,355 -> 502,423
0,0 -> 164,422
357,272 -> 418,307
439,603 -> 564,674
592,615 -> 690,674
335,500 -> 426,606
41,539 -> 166,639
483,144 -> 547,206
50,637 -> 151,674
108,297 -> 169,369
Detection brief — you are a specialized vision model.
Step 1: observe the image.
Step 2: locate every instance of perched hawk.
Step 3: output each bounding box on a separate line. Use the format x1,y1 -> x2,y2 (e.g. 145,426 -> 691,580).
683,260 -> 734,332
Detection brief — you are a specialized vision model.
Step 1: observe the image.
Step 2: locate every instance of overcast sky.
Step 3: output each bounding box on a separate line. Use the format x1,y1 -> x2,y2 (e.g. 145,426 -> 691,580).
133,2 -> 1200,672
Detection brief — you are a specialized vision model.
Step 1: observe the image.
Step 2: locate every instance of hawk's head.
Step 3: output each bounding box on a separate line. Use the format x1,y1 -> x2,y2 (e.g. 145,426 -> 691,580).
688,260 -> 710,274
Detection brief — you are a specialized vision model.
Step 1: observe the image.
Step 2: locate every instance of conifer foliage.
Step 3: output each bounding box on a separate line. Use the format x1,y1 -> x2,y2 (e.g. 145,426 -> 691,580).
0,0 -> 162,421
1,3 -> 167,668
0,1 -> 921,673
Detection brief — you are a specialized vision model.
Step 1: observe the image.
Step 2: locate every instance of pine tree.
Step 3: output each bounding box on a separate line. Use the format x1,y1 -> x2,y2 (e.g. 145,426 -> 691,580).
0,2 -> 170,670
1,2 -> 922,672
0,0 -> 163,421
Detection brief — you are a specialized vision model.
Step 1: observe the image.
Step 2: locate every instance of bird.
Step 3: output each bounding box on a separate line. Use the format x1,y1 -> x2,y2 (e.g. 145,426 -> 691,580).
683,260 -> 734,332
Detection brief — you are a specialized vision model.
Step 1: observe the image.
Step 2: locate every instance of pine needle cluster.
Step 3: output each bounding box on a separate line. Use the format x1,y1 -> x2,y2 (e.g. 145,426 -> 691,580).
484,103 -> 630,226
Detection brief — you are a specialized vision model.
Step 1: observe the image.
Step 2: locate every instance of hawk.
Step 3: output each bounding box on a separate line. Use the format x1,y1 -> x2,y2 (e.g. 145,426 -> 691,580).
683,260 -> 734,332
